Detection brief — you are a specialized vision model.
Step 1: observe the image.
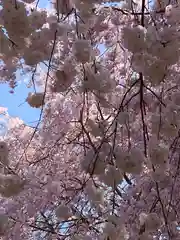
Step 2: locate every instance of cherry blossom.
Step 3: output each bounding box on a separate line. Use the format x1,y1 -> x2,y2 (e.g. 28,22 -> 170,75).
1,0 -> 180,239
26,92 -> 44,108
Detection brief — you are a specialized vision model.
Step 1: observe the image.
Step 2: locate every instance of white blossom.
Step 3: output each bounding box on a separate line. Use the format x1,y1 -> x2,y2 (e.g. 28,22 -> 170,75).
55,205 -> 71,220
83,63 -> 115,93
165,5 -> 180,23
122,25 -> 147,53
26,92 -> 44,108
103,221 -> 128,240
0,214 -> 8,236
85,180 -> 104,207
117,111 -> 129,125
0,141 -> 9,167
144,59 -> 167,86
115,148 -> 144,174
149,142 -> 169,167
139,212 -> 148,226
50,58 -> 76,92
1,0 -> 31,41
0,174 -> 25,197
28,10 -> 47,30
139,232 -> 153,240
52,0 -> 73,14
86,119 -> 103,137
81,149 -> 106,175
99,165 -> 123,187
72,39 -> 92,64
144,213 -> 161,231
